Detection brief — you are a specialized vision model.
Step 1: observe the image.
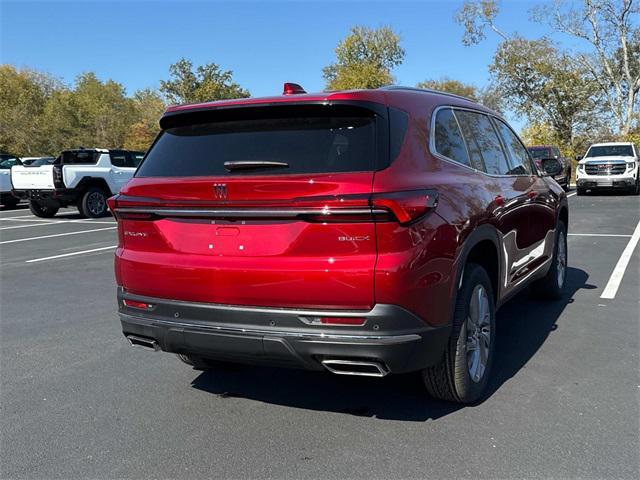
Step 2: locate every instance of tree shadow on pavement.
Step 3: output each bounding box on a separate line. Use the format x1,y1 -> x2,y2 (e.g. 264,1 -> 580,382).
191,267 -> 593,421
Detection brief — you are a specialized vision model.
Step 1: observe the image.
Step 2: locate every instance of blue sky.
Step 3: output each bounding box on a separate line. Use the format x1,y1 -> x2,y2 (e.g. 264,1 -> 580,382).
1,0 -> 559,129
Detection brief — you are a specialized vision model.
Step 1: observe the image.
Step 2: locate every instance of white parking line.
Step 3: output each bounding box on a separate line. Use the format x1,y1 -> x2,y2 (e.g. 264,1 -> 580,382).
0,227 -> 116,245
601,219 -> 640,299
26,245 -> 117,263
0,217 -> 115,224
568,233 -> 633,238
0,221 -> 59,231
0,218 -> 115,229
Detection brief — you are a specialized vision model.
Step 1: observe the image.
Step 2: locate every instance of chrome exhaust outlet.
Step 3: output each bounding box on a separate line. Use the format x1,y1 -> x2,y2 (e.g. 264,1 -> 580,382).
321,359 -> 390,377
126,335 -> 160,352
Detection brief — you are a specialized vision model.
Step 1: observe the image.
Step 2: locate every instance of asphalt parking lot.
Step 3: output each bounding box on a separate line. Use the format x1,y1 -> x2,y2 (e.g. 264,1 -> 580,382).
1,192 -> 638,479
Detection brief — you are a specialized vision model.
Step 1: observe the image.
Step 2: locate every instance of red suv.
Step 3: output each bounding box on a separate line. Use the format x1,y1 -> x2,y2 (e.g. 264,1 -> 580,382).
109,85 -> 568,404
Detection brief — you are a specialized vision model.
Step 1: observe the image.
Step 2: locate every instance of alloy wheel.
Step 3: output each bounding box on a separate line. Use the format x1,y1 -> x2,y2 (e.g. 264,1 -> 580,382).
465,285 -> 491,383
87,191 -> 106,216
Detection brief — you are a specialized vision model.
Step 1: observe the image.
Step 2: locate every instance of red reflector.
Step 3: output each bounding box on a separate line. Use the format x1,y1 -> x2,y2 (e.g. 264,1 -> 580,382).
123,299 -> 151,309
319,317 -> 366,326
371,190 -> 438,224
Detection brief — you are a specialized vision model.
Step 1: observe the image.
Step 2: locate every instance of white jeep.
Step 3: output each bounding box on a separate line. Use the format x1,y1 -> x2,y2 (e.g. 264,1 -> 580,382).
576,142 -> 639,195
11,148 -> 144,217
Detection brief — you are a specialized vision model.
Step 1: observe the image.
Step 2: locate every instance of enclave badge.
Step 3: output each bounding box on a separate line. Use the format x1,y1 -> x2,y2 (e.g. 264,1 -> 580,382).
213,183 -> 228,200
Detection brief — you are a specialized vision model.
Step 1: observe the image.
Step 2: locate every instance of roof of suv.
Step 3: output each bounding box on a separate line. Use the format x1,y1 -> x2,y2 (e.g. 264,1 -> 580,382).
163,85 -> 496,116
589,142 -> 634,147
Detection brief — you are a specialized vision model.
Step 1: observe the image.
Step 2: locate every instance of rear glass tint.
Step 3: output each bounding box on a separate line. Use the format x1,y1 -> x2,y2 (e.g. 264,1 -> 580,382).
137,114 -> 377,177
56,151 -> 99,165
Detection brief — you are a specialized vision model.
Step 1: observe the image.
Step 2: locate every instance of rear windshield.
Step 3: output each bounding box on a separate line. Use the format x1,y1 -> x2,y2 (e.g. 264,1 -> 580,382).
137,114 -> 377,177
55,151 -> 100,165
527,148 -> 551,160
585,145 -> 634,158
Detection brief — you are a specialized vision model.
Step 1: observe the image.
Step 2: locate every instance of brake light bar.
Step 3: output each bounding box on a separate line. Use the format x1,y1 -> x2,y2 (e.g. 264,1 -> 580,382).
109,190 -> 437,225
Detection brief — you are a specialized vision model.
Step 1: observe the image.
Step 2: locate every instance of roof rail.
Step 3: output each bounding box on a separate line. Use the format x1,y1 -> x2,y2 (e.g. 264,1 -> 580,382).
379,85 -> 475,102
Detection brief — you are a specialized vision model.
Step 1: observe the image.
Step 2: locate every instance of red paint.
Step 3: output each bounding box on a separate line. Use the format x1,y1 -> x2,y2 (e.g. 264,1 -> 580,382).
111,87 -> 565,327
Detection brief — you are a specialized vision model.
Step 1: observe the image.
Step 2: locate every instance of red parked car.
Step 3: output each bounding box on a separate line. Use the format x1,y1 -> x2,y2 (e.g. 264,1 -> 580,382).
109,84 -> 568,404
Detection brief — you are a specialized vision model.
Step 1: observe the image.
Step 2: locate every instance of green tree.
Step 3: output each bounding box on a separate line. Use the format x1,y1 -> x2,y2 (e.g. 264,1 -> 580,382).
0,65 -> 59,155
323,26 -> 405,90
160,58 -> 249,105
458,0 -> 640,136
416,78 -> 478,98
491,37 -> 600,146
534,0 -> 640,135
124,89 -> 166,151
416,78 -> 503,113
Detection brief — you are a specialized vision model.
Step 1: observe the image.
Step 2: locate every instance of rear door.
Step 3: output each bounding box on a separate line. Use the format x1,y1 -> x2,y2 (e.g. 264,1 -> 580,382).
113,104 -> 385,310
108,150 -> 136,192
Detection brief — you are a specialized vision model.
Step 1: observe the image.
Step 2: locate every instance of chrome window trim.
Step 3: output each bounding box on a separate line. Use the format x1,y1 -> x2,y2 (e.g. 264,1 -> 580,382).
429,105 -> 537,178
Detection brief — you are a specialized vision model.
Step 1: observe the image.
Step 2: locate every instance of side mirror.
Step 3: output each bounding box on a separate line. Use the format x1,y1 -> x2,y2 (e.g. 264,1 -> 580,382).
541,158 -> 562,176
575,155 -> 583,161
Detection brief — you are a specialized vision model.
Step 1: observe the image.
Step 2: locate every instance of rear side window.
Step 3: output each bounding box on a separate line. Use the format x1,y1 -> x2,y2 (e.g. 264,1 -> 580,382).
128,152 -> 144,168
110,150 -> 127,167
456,111 -> 510,175
57,151 -> 99,165
433,108 -> 470,167
137,114 -> 376,177
493,119 -> 533,175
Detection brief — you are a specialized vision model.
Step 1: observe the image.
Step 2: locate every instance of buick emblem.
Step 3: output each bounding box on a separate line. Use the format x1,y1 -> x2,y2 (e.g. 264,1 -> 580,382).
213,183 -> 228,200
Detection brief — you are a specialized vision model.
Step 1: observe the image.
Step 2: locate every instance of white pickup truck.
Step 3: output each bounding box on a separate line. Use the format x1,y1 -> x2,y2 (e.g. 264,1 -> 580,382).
576,142 -> 639,195
1,154 -> 22,208
11,148 -> 144,217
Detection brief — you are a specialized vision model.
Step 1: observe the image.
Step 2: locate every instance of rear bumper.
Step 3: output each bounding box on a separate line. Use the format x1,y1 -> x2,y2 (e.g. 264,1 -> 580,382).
118,288 -> 450,374
12,188 -> 77,205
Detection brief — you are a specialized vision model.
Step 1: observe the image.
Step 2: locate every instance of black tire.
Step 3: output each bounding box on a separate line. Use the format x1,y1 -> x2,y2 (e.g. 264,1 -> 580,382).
576,187 -> 586,196
29,200 -> 59,218
631,179 -> 639,195
422,263 -> 496,404
530,222 -> 567,300
176,354 -> 229,371
79,187 -> 108,218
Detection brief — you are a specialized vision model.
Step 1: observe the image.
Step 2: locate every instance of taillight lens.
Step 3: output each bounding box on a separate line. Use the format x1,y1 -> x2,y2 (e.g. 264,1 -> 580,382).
123,299 -> 152,309
52,165 -> 64,188
371,190 -> 438,225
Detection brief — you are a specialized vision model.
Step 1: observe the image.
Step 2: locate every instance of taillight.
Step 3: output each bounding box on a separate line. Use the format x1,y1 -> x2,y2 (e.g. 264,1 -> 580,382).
108,195 -> 156,220
123,299 -> 153,309
52,165 -> 64,188
371,190 -> 438,225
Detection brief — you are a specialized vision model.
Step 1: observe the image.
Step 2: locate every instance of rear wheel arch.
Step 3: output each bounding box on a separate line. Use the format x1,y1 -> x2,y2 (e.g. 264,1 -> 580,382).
558,204 -> 568,228
456,226 -> 501,305
75,177 -> 113,198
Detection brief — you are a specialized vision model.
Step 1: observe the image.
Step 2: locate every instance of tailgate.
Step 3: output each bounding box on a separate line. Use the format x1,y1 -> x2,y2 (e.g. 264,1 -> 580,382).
11,165 -> 56,190
113,103 -> 385,310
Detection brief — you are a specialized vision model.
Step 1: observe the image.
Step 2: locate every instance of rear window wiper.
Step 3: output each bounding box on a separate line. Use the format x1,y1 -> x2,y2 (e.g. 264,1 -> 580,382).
224,161 -> 289,171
